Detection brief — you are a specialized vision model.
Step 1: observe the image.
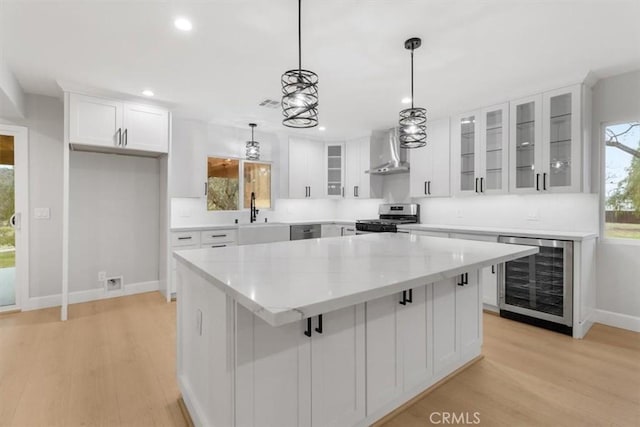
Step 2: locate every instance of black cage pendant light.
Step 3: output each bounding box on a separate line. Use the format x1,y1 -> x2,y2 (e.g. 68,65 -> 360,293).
281,0 -> 318,128
245,123 -> 260,160
398,37 -> 427,149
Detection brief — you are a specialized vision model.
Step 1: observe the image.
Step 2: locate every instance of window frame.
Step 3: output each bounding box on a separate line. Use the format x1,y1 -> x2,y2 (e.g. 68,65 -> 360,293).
242,160 -> 273,210
205,154 -> 274,213
600,120 -> 640,246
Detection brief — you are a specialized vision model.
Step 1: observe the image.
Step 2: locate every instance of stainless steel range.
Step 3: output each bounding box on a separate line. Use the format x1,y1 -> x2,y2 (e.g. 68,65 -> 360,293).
356,203 -> 420,233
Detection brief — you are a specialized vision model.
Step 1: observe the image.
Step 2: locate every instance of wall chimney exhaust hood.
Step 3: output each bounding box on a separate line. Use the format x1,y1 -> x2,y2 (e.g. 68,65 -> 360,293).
366,128 -> 410,175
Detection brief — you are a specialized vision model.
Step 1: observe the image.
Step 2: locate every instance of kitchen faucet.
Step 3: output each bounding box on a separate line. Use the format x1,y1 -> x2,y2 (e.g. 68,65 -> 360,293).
250,191 -> 259,223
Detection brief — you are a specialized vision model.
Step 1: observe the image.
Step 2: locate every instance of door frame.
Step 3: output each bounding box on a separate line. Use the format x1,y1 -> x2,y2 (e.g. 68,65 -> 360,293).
0,124 -> 29,312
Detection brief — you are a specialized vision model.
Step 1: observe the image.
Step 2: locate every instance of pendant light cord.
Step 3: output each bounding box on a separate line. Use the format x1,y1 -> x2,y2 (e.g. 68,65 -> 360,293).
410,48 -> 414,109
298,0 -> 302,74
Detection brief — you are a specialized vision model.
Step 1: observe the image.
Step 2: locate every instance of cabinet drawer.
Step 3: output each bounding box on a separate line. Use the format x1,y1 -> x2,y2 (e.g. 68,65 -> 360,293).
200,242 -> 237,249
171,231 -> 201,247
201,229 -> 237,244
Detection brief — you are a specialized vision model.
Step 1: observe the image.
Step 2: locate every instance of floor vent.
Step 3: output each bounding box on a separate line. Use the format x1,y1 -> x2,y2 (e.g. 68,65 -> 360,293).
105,276 -> 123,292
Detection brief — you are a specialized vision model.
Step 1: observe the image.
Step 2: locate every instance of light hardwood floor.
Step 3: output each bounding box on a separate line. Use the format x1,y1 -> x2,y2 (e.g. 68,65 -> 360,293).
0,292 -> 638,427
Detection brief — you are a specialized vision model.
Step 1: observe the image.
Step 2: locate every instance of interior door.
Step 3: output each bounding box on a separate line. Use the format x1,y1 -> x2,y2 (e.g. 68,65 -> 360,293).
0,125 -> 28,312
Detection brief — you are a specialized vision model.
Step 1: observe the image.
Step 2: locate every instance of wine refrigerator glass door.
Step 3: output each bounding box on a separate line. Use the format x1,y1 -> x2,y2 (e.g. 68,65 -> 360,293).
499,236 -> 573,327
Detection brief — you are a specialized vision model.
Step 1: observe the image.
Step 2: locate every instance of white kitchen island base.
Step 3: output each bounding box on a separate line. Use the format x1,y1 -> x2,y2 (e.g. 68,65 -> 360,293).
174,234 -> 536,427
177,265 -> 482,427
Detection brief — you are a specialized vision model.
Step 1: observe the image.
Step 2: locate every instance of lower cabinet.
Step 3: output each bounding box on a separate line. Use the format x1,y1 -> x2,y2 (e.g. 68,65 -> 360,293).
235,304 -> 365,427
321,224 -> 343,238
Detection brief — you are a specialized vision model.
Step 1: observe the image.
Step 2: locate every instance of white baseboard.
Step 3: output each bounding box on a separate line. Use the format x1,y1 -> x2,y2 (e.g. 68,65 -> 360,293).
22,280 -> 160,311
594,309 -> 640,333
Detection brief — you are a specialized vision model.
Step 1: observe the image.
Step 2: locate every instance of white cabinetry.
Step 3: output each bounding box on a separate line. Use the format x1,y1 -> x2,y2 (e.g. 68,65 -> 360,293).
452,103 -> 508,195
289,138 -> 325,198
325,143 -> 345,198
342,226 -> 356,236
509,84 -> 584,193
450,233 -> 499,310
68,93 -> 169,155
410,118 -> 451,198
235,303 -> 365,427
321,224 -> 343,238
345,137 -> 377,198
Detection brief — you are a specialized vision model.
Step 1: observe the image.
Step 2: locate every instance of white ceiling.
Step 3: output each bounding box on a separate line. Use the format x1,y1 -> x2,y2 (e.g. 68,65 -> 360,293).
1,0 -> 639,139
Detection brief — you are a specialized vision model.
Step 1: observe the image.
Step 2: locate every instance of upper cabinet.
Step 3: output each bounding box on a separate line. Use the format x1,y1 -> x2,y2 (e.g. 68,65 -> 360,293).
326,143 -> 345,198
288,138 -> 325,199
509,84 -> 583,193
452,104 -> 508,196
345,137 -> 379,199
410,117 -> 451,198
68,93 -> 169,156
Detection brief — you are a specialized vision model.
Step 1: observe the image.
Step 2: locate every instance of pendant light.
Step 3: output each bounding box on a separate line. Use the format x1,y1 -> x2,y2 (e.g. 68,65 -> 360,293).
281,0 -> 318,128
245,123 -> 260,160
398,37 -> 427,149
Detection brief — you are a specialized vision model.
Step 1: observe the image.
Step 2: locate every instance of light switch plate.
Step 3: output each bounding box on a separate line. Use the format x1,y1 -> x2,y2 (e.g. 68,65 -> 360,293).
34,208 -> 50,219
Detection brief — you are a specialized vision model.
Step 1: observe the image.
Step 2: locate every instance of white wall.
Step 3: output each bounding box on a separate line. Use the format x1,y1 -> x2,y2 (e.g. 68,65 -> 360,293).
0,94 -> 63,299
414,193 -> 598,232
69,151 -> 160,292
591,70 -> 640,321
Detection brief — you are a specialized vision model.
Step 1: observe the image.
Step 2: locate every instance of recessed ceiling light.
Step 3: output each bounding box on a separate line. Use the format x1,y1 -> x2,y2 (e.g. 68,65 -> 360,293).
318,126 -> 326,131
401,97 -> 412,104
174,17 -> 193,32
142,89 -> 154,97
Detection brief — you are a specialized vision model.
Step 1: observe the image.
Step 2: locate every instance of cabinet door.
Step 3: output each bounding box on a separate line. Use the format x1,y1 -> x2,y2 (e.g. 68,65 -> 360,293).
509,95 -> 543,193
307,141 -> 325,199
480,103 -> 509,194
235,305 -> 310,427
289,139 -> 310,199
399,285 -> 432,391
342,226 -> 356,236
433,278 -> 459,374
452,112 -> 480,195
482,265 -> 498,309
366,293 -> 403,415
321,224 -> 342,238
311,304 -> 365,427
429,117 -> 451,197
326,143 -> 344,198
408,135 -> 432,198
345,140 -> 362,198
170,119 -> 207,197
542,85 -> 582,193
123,103 -> 169,153
457,271 -> 482,359
357,138 -> 371,198
69,94 -> 123,147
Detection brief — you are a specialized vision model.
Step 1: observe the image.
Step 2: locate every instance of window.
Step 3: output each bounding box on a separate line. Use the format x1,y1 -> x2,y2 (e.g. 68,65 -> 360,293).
207,157 -> 239,211
604,122 -> 640,240
244,162 -> 271,209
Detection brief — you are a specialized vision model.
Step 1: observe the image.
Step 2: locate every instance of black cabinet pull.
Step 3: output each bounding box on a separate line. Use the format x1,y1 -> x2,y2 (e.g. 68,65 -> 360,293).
209,244 -> 226,248
204,182 -> 208,196
491,265 -> 495,274
308,186 -> 311,198
177,236 -> 192,240
210,234 -> 227,238
123,128 -> 128,147
116,128 -> 122,146
536,173 -> 540,191
458,273 -> 468,286
342,187 -> 344,197
543,173 -> 548,190
424,181 -> 428,195
315,314 -> 323,334
304,318 -> 312,337
475,177 -> 479,193
355,186 -> 359,197
399,290 -> 407,305
428,181 -> 431,195
406,289 -> 413,303
480,177 -> 484,193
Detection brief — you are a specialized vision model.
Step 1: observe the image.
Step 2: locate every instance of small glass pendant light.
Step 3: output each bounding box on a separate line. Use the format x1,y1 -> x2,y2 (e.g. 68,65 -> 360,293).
245,123 -> 260,160
281,0 -> 318,128
399,37 -> 427,149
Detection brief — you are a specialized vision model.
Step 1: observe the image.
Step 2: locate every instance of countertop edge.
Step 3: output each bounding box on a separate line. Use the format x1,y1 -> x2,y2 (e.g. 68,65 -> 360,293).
171,220 -> 356,232
173,245 -> 538,327
396,224 -> 598,241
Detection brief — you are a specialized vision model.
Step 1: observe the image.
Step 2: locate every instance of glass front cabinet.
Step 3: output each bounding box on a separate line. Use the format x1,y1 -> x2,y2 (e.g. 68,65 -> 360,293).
509,84 -> 582,193
452,103 -> 509,195
325,143 -> 345,198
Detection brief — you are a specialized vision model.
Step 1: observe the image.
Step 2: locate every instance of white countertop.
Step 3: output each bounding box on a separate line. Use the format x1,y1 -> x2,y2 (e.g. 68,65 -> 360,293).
174,233 -> 537,327
171,220 -> 355,232
397,224 -> 598,241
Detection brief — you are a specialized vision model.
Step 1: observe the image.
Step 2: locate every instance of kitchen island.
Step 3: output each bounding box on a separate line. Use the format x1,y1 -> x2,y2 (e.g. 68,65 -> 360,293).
174,233 -> 537,427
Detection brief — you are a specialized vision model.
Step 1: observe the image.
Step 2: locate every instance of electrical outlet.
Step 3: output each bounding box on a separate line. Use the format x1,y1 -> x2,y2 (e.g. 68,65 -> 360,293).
526,210 -> 540,221
105,276 -> 123,292
98,271 -> 106,281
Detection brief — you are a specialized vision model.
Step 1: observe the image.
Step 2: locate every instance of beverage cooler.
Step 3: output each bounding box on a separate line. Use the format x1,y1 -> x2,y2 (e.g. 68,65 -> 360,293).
498,236 -> 573,335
